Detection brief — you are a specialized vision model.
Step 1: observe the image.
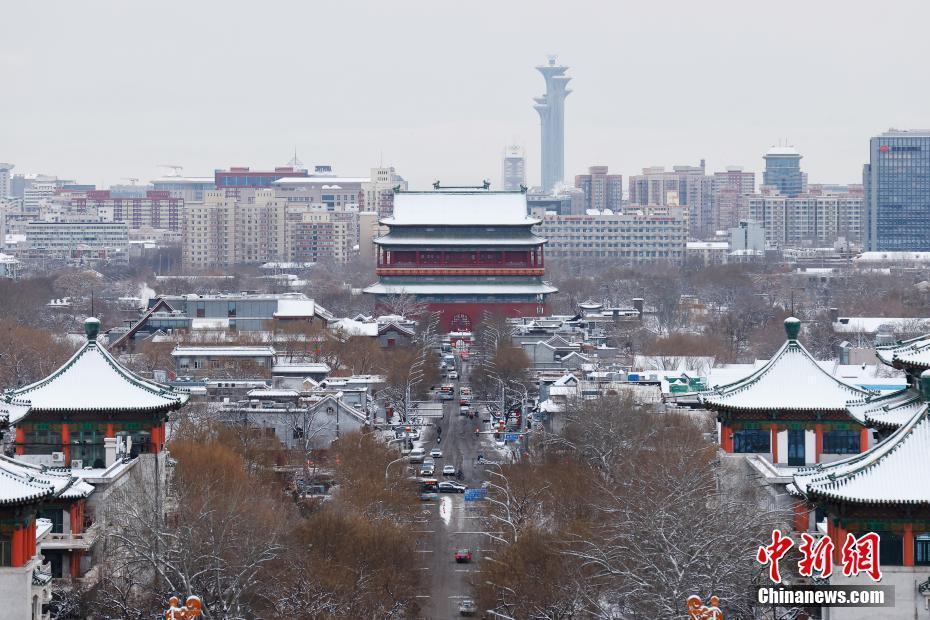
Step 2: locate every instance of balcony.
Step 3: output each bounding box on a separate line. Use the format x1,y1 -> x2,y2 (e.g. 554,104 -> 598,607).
40,523 -> 99,551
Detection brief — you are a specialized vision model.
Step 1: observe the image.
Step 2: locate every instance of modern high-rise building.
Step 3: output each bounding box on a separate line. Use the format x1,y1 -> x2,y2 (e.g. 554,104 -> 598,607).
574,166 -> 622,212
182,189 -> 288,269
534,57 -> 571,191
501,145 -> 526,191
864,129 -> 930,251
747,189 -> 863,248
711,167 -> 755,231
363,166 -> 408,218
0,163 -> 13,199
628,162 -> 711,238
762,145 -> 806,197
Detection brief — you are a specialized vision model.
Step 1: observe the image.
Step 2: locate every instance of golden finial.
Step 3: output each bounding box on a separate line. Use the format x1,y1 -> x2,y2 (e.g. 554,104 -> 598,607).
165,595 -> 203,620
687,595 -> 723,619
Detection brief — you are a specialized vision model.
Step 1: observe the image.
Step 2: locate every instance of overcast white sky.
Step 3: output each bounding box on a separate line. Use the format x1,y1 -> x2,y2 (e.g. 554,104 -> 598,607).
2,0 -> 929,190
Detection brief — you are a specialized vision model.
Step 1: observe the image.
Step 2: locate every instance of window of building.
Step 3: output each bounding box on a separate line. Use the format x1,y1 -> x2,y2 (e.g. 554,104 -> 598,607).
733,429 -> 770,453
915,533 -> 930,566
872,531 -> 903,566
823,430 -> 860,454
38,508 -> 64,534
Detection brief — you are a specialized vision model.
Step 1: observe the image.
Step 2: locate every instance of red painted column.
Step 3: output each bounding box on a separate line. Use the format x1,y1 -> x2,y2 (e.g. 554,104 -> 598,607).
28,521 -> 36,558
815,423 -> 824,462
904,523 -> 915,567
106,423 -> 115,438
859,427 -> 869,453
720,424 -> 733,453
793,500 -> 809,532
61,424 -> 71,464
151,424 -> 163,453
14,427 -> 25,455
70,501 -> 82,535
833,523 -> 846,563
770,424 -> 779,464
11,525 -> 25,567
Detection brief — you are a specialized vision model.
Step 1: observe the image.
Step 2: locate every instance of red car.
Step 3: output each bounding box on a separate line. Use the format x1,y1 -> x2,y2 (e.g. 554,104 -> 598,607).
454,548 -> 472,563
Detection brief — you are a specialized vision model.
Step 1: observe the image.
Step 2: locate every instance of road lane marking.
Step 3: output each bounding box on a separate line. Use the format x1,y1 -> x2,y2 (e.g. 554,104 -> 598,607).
415,550 -> 434,553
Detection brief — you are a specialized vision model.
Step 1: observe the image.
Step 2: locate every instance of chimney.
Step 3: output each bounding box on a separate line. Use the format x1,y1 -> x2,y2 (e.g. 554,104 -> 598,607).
829,307 -> 839,323
632,298 -> 644,314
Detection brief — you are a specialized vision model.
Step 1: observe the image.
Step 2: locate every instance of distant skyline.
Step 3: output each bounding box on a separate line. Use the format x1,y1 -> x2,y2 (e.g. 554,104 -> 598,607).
2,0 -> 929,190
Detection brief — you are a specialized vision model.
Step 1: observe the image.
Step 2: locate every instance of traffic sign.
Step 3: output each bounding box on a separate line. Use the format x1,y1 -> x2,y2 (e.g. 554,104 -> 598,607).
503,433 -> 521,442
464,488 -> 487,501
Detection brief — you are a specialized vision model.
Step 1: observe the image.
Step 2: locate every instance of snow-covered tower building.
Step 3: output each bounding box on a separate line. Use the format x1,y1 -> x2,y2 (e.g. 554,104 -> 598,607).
534,57 -> 571,192
2,317 -> 189,465
364,187 -> 556,331
701,318 -> 874,466
791,372 -> 930,618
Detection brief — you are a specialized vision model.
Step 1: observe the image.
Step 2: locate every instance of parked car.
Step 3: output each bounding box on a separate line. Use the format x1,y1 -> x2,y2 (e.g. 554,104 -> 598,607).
438,481 -> 467,493
459,599 -> 477,616
430,448 -> 443,458
442,465 -> 456,476
454,548 -> 472,563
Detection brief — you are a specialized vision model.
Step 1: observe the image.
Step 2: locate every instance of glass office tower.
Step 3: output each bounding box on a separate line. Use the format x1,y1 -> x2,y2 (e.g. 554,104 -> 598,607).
864,129 -> 930,251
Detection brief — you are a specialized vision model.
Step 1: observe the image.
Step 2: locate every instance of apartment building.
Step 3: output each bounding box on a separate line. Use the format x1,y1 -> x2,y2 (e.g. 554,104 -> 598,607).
67,190 -> 183,231
711,167 -> 755,230
531,205 -> 688,263
748,189 -> 863,248
574,165 -> 622,211
22,221 -> 129,261
289,210 -> 352,263
363,167 -> 407,218
628,163 -> 712,238
182,189 -> 287,269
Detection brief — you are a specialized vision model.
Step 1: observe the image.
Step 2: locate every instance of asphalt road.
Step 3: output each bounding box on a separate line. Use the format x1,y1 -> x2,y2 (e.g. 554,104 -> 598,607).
414,360 -> 493,619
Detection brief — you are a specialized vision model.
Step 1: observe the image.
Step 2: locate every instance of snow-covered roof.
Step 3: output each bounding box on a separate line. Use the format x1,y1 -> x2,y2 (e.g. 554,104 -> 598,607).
701,318 -> 873,412
363,282 -> 558,296
833,317 -> 930,335
374,233 -> 545,246
246,388 -> 299,399
172,345 -> 276,358
273,297 -> 317,318
330,318 -> 379,337
3,319 -> 189,415
792,399 -> 930,505
0,456 -> 92,506
382,191 -> 538,227
271,362 -> 331,375
876,334 -> 930,370
846,387 -> 921,428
